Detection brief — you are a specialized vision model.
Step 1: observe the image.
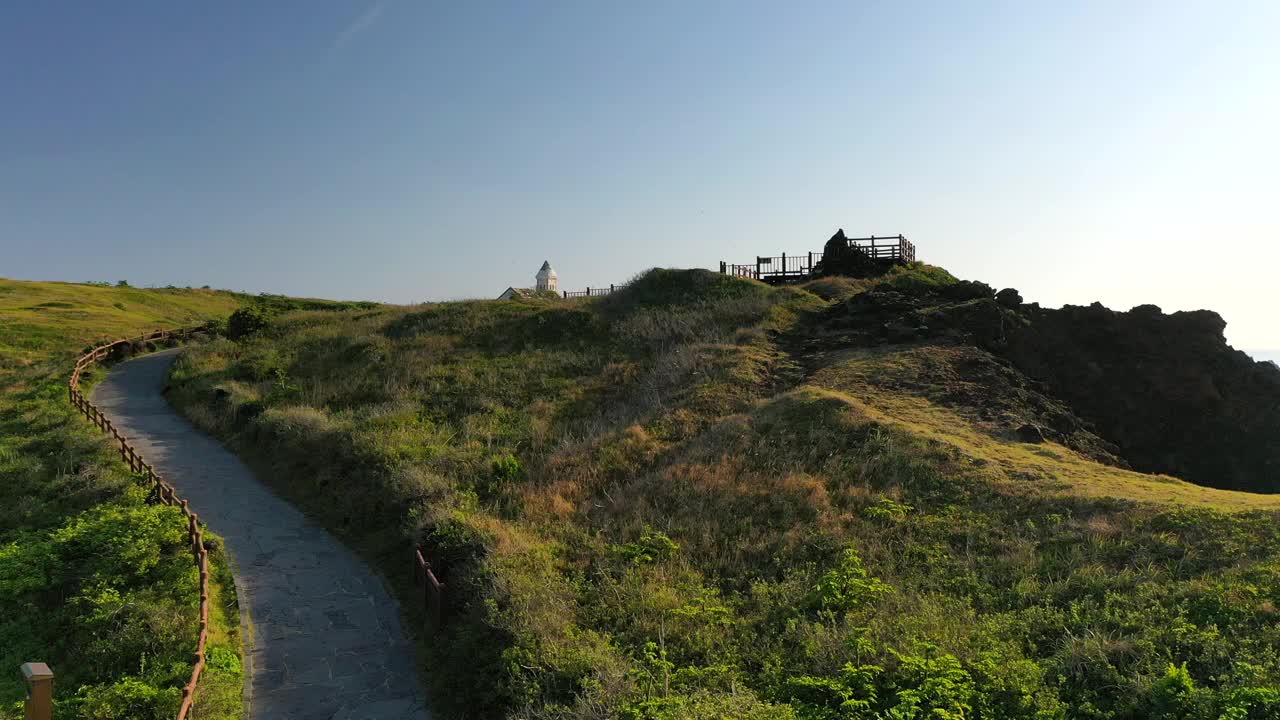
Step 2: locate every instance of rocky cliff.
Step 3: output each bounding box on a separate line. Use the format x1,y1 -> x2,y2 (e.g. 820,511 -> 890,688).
822,274 -> 1280,492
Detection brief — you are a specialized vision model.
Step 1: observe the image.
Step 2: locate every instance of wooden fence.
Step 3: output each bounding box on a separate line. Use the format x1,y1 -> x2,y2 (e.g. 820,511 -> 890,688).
413,548 -> 446,632
562,282 -> 627,299
67,326 -> 212,720
721,234 -> 916,283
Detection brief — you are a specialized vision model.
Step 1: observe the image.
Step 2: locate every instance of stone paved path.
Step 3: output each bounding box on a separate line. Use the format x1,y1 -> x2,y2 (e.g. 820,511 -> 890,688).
94,350 -> 431,720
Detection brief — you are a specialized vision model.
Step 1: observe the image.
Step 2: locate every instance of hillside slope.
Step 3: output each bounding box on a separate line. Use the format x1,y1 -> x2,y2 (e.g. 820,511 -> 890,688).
0,279 -> 247,719
169,268 -> 1280,720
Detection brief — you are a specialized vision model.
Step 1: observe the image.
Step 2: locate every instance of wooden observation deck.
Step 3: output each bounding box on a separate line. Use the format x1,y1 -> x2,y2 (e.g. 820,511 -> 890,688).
720,234 -> 915,284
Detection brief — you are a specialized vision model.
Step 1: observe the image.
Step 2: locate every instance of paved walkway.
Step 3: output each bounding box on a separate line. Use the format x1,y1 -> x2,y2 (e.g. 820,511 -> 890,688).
94,350 -> 430,720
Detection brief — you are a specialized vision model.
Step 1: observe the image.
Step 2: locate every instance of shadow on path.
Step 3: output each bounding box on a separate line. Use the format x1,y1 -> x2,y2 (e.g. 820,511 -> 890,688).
94,350 -> 430,720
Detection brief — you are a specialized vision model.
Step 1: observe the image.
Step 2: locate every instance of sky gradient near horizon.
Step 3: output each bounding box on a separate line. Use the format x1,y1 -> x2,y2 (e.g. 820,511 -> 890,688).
3,2 -> 1278,352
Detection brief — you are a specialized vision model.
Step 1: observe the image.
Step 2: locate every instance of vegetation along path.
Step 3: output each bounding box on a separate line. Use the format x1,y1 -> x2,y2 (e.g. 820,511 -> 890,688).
93,349 -> 430,720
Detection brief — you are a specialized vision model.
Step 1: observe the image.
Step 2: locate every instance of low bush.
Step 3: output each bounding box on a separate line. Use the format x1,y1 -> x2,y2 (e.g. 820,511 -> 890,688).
227,306 -> 270,340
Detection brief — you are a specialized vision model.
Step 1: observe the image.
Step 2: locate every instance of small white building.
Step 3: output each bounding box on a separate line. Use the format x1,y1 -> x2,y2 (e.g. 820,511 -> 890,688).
498,261 -> 558,300
535,260 -> 557,292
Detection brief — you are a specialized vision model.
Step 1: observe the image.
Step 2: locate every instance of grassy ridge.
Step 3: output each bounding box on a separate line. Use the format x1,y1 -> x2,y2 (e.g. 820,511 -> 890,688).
0,279 -> 246,719
169,268 -> 1280,719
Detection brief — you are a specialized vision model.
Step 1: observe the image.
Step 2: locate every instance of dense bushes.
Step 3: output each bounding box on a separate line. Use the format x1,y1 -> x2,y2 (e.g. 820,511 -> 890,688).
0,502 -> 200,718
168,268 -> 1280,719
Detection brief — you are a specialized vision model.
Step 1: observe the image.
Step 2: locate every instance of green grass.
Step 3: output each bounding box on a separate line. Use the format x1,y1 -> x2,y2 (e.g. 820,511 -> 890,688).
167,268 -> 1280,719
0,278 -> 246,719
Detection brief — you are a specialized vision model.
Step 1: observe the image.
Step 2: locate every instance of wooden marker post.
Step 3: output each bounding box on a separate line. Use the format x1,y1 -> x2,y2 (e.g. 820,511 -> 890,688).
21,663 -> 53,720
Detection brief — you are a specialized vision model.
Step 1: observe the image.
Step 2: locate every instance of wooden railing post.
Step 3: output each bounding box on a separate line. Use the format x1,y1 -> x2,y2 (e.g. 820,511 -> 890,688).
21,662 -> 53,720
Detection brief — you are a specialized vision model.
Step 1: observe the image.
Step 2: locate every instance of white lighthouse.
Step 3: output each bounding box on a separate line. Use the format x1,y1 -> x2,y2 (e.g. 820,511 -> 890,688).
535,260 -> 558,293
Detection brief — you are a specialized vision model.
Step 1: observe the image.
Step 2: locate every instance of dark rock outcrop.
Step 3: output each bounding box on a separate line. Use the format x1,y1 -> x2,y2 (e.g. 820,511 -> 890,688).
1016,423 -> 1046,443
823,279 -> 1280,492
813,229 -> 901,279
998,302 -> 1280,492
996,288 -> 1023,308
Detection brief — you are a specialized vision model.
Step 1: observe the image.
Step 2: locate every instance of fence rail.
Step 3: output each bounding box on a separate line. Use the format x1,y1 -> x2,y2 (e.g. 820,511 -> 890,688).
67,326 -> 212,720
562,282 -> 627,299
720,234 -> 915,283
413,548 -> 446,632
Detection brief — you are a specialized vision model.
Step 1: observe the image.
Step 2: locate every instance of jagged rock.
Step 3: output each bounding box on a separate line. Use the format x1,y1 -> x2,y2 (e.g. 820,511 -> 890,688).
822,271 -> 1280,489
997,301 -> 1280,492
941,280 -> 995,301
1016,424 -> 1046,443
815,229 -> 891,278
996,288 -> 1023,308
884,322 -> 919,343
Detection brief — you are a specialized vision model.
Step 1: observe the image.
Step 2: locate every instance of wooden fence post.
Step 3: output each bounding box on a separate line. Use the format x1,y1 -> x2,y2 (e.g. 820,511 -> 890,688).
21,662 -> 53,720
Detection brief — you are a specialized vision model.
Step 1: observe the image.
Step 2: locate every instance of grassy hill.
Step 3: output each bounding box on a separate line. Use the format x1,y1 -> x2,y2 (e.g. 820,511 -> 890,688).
168,267 -> 1280,719
0,279 -> 247,719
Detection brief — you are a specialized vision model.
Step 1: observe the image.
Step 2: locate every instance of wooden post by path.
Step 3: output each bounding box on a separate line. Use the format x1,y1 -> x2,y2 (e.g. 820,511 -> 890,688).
21,663 -> 53,720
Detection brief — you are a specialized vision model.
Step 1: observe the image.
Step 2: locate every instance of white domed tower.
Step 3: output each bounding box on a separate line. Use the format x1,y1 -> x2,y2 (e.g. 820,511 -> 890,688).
535,260 -> 558,292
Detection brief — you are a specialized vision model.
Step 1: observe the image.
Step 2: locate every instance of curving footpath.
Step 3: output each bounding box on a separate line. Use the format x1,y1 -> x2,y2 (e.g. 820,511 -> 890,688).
93,350 -> 430,720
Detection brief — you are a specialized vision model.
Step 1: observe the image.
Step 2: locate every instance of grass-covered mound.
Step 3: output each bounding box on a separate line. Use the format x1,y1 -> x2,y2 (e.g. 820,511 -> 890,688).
169,268 -> 1280,719
0,279 -> 246,719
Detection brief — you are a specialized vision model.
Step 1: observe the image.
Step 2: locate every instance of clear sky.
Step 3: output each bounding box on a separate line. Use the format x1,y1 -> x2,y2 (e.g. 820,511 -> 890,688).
3,1 -> 1277,351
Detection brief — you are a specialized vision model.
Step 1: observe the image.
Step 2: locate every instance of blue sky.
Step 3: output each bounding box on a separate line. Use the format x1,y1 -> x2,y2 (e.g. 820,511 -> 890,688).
2,1 -> 1277,352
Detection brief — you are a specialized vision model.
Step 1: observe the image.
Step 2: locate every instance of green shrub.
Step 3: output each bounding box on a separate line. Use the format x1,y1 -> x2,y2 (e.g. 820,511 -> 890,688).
227,306 -> 271,340
613,529 -> 680,565
265,368 -> 302,405
74,677 -> 181,720
204,317 -> 227,336
807,548 -> 890,614
206,645 -> 243,673
473,454 -> 523,505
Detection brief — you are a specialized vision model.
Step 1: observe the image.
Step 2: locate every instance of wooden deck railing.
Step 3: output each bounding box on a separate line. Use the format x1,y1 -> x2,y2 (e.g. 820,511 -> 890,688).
720,234 -> 916,283
67,326 -> 213,720
562,282 -> 627,299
